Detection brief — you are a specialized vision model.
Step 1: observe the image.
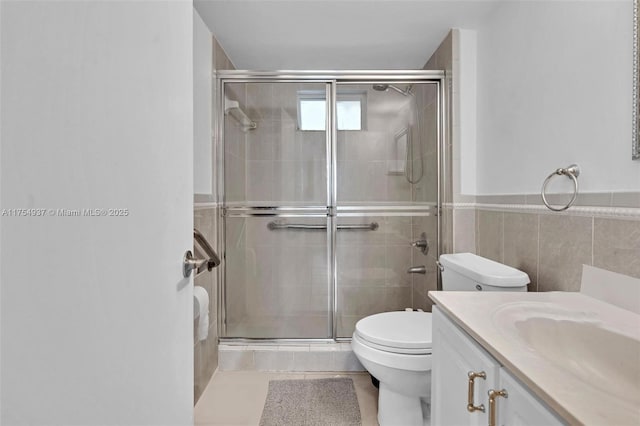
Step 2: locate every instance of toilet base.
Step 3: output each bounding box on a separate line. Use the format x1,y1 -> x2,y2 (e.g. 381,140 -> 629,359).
378,382 -> 429,426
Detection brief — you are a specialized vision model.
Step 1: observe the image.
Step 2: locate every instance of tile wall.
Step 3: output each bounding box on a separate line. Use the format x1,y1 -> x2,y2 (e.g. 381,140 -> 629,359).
411,213 -> 440,312
194,207 -> 219,401
337,216 -> 424,337
473,199 -> 640,292
193,36 -> 235,403
218,343 -> 364,372
423,31 -> 454,256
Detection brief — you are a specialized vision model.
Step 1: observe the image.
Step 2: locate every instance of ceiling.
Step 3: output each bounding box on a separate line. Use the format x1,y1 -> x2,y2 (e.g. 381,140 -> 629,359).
194,1 -> 503,70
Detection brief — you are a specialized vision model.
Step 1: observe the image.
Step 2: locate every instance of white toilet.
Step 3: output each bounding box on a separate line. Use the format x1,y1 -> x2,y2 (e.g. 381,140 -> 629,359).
351,252 -> 530,426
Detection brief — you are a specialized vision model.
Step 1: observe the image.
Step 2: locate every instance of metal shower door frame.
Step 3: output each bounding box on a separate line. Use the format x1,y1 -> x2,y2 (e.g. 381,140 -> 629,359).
216,70 -> 446,343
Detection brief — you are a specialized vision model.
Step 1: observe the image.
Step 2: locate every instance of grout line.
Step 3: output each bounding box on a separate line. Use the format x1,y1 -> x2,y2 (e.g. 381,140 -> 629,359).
501,211 -> 505,263
536,213 -> 540,292
591,216 -> 595,266
474,208 -> 479,254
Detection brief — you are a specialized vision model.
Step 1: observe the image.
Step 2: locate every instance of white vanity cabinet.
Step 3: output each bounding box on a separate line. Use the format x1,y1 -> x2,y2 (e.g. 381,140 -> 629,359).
432,306 -> 565,426
498,369 -> 565,425
431,305 -> 499,425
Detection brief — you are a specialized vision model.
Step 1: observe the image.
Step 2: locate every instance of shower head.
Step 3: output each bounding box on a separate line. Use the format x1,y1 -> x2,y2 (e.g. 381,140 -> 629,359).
372,84 -> 412,96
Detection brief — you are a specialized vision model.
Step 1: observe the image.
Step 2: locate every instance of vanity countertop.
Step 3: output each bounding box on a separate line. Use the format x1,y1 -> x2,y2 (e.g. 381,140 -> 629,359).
428,291 -> 640,426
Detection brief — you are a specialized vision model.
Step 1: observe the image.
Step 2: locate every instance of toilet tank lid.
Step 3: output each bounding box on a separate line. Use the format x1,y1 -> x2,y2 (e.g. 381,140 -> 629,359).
439,253 -> 530,287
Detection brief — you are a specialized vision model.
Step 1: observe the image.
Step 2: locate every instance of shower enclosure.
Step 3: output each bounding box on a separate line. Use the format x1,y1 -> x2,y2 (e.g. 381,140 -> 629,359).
218,71 -> 444,342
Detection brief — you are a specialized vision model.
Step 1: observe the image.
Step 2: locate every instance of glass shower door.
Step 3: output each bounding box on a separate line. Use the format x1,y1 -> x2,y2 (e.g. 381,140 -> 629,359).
222,81 -> 332,339
335,82 -> 440,338
224,215 -> 330,338
220,76 -> 442,341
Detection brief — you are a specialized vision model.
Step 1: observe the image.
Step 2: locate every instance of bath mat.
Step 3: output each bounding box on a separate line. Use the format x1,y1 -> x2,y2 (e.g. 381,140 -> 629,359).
259,378 -> 362,426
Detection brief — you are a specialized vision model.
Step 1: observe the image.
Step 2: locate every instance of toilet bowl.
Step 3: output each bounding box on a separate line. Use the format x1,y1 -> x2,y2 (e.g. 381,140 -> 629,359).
352,253 -> 530,426
352,311 -> 432,426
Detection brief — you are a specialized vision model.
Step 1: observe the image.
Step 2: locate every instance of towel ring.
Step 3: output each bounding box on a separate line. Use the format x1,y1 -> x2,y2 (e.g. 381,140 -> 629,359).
541,164 -> 580,212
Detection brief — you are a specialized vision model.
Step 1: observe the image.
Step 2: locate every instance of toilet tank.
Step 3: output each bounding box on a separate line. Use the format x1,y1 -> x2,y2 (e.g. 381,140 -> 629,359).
439,253 -> 529,292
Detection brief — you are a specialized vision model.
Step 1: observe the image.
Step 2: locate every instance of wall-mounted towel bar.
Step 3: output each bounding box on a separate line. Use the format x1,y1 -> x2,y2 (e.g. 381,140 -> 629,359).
267,221 -> 379,231
194,228 -> 221,272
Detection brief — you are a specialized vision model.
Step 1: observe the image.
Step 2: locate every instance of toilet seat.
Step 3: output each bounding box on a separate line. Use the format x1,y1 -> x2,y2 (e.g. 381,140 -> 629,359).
354,311 -> 432,355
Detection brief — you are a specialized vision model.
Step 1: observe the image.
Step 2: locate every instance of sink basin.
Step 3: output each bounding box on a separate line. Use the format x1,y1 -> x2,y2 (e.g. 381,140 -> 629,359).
493,302 -> 640,407
515,317 -> 640,404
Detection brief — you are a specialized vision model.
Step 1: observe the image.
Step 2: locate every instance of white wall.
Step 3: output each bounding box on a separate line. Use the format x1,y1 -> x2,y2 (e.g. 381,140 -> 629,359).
476,1 -> 638,194
1,1 -> 193,424
194,9 -> 213,197
453,29 -> 478,197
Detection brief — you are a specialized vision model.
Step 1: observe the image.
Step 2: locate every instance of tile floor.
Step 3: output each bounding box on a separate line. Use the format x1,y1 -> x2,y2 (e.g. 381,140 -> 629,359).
194,370 -> 379,425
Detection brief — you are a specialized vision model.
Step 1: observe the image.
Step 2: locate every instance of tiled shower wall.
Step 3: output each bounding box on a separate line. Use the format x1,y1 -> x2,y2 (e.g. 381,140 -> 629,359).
423,31 -> 454,258
193,37 -> 235,403
337,216 -> 426,336
411,213 -> 440,312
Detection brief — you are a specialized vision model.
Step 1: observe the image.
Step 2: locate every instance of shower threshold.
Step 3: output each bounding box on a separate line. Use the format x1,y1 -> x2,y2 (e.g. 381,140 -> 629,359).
218,341 -> 364,372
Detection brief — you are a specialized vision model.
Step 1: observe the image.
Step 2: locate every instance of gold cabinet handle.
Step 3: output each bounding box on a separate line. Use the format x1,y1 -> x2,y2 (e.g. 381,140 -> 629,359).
488,389 -> 508,426
467,371 -> 487,413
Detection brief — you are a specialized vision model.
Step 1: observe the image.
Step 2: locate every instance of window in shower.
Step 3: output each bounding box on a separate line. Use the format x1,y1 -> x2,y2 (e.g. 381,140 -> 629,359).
297,90 -> 366,131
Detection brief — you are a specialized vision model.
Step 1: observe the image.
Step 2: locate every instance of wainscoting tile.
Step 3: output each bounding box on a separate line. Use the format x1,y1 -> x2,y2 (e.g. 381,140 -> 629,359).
453,209 -> 476,253
194,342 -> 203,404
611,192 -> 640,208
503,212 -> 539,291
538,215 -> 592,292
476,210 -> 503,262
441,206 -> 454,254
574,192 -> 612,207
593,218 -> 640,279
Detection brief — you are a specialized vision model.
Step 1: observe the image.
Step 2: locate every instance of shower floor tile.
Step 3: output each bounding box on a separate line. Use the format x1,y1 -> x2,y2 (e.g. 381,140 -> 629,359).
194,370 -> 379,425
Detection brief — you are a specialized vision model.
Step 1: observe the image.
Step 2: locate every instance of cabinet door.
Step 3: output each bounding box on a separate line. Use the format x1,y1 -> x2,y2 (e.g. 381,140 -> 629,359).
498,370 -> 566,426
432,307 -> 500,426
